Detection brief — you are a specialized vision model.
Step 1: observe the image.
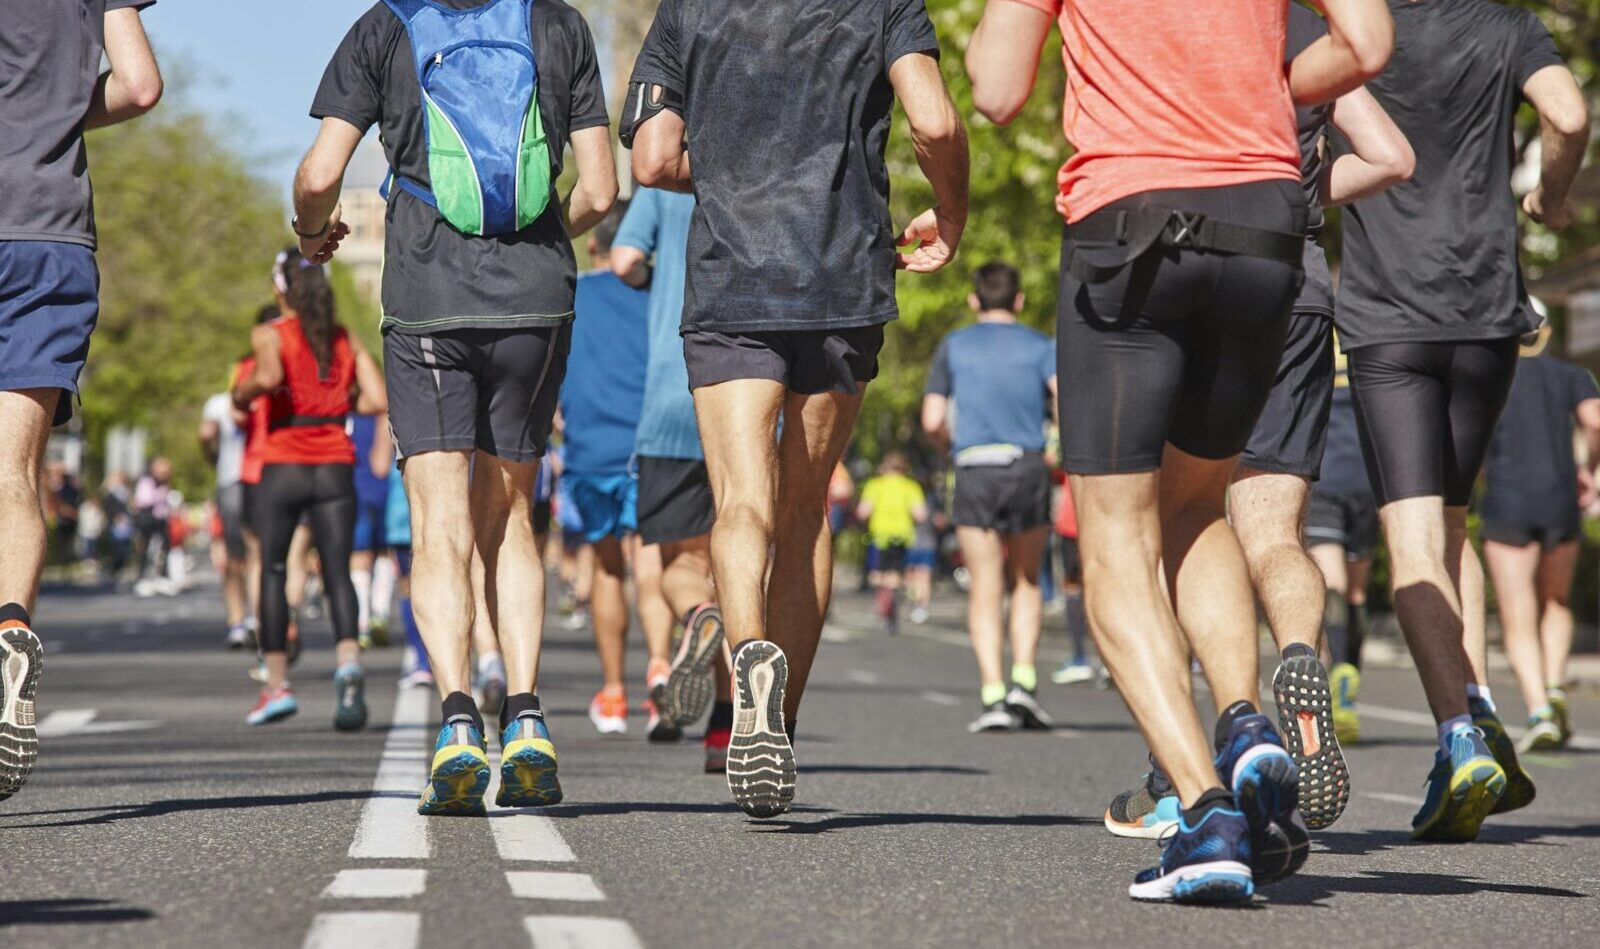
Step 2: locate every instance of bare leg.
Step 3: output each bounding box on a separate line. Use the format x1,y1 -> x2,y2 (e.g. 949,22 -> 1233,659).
469,544 -> 501,663
1448,506 -> 1490,690
1003,528 -> 1048,671
1536,540 -> 1579,691
1381,496 -> 1469,724
1485,539 -> 1544,716
0,391 -> 60,613
959,527 -> 1006,691
572,543 -> 595,607
634,541 -> 674,672
222,555 -> 248,628
404,451 -> 476,698
660,536 -> 730,700
1232,469 -> 1324,653
470,451 -> 545,695
590,534 -> 630,691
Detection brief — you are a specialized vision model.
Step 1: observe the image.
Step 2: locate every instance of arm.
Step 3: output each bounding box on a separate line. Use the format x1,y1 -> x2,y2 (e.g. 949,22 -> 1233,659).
1047,375 -> 1059,428
291,118 -> 363,264
234,326 -> 284,408
565,126 -> 619,237
891,53 -> 969,274
1322,85 -> 1414,206
1290,0 -> 1393,106
369,415 -> 394,479
611,246 -> 651,288
921,393 -> 951,453
84,8 -> 163,130
350,336 -> 388,416
198,419 -> 221,467
632,100 -> 692,193
965,1 -> 1053,126
1521,65 -> 1589,231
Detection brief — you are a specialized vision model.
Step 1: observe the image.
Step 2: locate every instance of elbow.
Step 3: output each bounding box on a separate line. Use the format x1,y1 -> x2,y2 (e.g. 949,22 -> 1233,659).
631,151 -> 673,190
1347,23 -> 1395,84
587,181 -> 618,218
129,71 -> 163,113
1384,141 -> 1416,186
970,85 -> 1025,127
1550,103 -> 1591,141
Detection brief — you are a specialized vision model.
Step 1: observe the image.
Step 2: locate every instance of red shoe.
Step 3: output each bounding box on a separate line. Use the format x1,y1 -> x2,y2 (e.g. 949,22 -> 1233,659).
704,725 -> 730,774
588,688 -> 627,735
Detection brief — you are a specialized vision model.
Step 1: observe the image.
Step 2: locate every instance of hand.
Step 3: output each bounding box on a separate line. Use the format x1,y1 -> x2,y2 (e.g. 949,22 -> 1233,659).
299,205 -> 350,265
1578,466 -> 1596,509
1523,187 -> 1575,230
896,208 -> 964,274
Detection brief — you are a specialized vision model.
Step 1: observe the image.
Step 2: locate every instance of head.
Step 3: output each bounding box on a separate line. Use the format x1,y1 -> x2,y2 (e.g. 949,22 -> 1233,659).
273,246 -> 339,376
150,457 -> 172,482
969,261 -> 1023,316
879,450 -> 910,476
586,198 -> 630,263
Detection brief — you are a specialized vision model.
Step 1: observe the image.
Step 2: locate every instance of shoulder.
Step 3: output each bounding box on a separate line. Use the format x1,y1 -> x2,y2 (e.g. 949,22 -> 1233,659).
536,0 -> 595,43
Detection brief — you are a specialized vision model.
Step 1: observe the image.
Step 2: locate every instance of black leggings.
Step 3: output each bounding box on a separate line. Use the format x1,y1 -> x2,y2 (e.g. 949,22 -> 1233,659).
256,463 -> 359,654
1347,339 -> 1519,507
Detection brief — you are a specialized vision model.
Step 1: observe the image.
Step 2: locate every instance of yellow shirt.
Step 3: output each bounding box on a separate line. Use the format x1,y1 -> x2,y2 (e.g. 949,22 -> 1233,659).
860,474 -> 925,547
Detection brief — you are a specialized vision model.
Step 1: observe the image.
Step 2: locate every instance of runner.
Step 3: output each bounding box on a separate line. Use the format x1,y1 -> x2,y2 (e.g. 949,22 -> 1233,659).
1049,474 -> 1097,686
1482,322 -> 1600,752
921,261 -> 1055,733
625,0 -> 969,819
349,413 -> 396,649
201,383 -> 252,648
856,452 -> 928,636
1335,0 -> 1588,842
555,203 -> 656,736
612,186 -> 732,772
371,422 -> 433,690
233,248 -> 387,729
969,0 -> 1392,903
298,0 -> 616,814
233,303 -> 282,663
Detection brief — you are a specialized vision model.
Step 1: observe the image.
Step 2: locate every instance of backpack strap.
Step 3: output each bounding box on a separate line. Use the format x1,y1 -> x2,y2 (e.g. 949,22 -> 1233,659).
380,169 -> 438,210
380,0 -> 431,23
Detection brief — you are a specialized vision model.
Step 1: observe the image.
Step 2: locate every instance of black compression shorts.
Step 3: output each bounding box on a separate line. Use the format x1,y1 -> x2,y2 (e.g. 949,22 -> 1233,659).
1241,310 -> 1334,479
1346,339 -> 1519,507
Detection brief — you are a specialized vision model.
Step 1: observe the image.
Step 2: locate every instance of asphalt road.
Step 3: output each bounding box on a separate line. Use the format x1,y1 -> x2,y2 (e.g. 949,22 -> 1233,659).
4,575 -> 1598,948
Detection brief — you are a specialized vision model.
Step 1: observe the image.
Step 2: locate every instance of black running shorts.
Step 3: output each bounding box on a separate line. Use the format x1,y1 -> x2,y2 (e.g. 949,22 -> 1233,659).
682,326 -> 883,396
216,482 -> 247,560
1346,338 -> 1519,507
383,325 -> 570,465
1304,489 -> 1379,561
1481,519 -> 1579,551
952,453 -> 1051,534
1241,309 -> 1334,479
1058,180 -> 1306,474
637,456 -> 715,546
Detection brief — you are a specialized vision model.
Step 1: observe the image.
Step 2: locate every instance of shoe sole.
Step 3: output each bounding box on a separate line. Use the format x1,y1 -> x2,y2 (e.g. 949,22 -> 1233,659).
665,608 -> 723,727
727,641 -> 795,819
1520,726 -> 1562,754
647,683 -> 683,744
1476,718 -> 1536,815
1273,656 -> 1351,830
1550,695 -> 1572,746
588,709 -> 627,735
418,749 -> 490,816
247,702 -> 298,726
1232,744 -> 1308,885
1006,697 -> 1053,731
1103,808 -> 1177,840
0,628 -> 43,802
334,674 -> 368,732
497,741 -> 563,807
1128,860 -> 1253,904
1412,759 -> 1506,842
1052,667 -> 1095,685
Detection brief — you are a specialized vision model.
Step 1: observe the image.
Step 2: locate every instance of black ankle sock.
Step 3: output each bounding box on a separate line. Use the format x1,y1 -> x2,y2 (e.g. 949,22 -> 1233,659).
1347,602 -> 1368,670
1213,699 -> 1257,750
0,602 -> 31,627
708,700 -> 733,730
441,691 -> 483,732
1183,787 -> 1235,824
504,692 -> 541,721
1281,642 -> 1316,661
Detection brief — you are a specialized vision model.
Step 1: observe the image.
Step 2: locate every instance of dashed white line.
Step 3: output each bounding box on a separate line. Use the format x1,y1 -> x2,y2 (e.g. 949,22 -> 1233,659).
487,760 -> 577,863
303,911 -> 419,949
348,686 -> 431,860
321,869 -> 428,899
1360,701 -> 1600,751
507,871 -> 606,901
1365,791 -> 1423,807
525,915 -> 644,949
920,690 -> 961,707
846,668 -> 880,686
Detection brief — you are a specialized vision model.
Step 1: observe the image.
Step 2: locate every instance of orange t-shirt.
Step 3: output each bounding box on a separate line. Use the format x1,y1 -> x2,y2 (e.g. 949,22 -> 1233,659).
1007,0 -> 1301,223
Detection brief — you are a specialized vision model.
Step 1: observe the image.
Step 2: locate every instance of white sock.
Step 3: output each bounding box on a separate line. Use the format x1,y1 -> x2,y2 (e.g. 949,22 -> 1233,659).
352,568 -> 372,633
479,651 -> 506,683
1465,683 -> 1495,712
1437,714 -> 1472,755
370,556 -> 398,623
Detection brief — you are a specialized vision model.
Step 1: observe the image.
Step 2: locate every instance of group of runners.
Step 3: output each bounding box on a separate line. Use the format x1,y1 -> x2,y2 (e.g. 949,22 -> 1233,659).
2,0 -> 1595,907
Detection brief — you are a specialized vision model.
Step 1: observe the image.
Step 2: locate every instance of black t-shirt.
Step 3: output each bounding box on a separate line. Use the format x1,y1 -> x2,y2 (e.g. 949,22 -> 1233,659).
628,0 -> 939,333
1482,353 -> 1600,526
0,0 -> 154,248
312,0 -> 609,334
1287,3 -> 1333,315
1335,0 -> 1563,350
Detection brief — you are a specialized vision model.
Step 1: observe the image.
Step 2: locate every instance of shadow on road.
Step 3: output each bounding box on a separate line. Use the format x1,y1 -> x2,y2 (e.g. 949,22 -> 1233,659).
1316,821 -> 1600,858
757,811 -> 1095,835
0,898 -> 155,926
1264,871 -> 1588,905
0,790 -> 375,829
800,763 -> 987,775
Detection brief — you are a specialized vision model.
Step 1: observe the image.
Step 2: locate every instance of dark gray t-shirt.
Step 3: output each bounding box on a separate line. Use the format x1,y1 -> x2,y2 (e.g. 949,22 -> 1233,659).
1335,0 -> 1563,349
0,0 -> 154,248
628,0 -> 939,334
312,0 -> 609,335
1288,3 -> 1332,316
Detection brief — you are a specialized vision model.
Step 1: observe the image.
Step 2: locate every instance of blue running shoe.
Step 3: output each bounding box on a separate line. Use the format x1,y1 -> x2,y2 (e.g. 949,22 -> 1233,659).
497,711 -> 562,808
333,663 -> 367,732
1127,803 -> 1254,904
418,716 -> 490,816
1215,711 -> 1309,884
246,686 -> 298,725
1412,725 -> 1505,842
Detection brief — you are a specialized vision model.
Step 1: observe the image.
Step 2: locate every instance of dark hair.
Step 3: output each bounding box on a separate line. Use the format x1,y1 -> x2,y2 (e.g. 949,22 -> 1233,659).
255,303 -> 280,325
277,246 -> 338,377
592,198 -> 630,254
973,261 -> 1021,312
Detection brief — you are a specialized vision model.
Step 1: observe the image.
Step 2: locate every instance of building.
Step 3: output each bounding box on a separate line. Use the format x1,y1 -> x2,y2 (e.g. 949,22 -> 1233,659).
339,137 -> 390,305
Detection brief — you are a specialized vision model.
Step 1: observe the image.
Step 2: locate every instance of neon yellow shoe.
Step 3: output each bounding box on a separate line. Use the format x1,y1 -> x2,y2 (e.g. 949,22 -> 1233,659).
417,717 -> 490,816
497,712 -> 562,807
1330,663 -> 1361,746
1471,698 -> 1535,814
1411,727 -> 1505,842
1548,688 -> 1573,747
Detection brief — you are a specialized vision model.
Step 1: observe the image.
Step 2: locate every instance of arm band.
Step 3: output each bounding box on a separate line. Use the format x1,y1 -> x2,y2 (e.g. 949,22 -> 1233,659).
619,81 -> 684,149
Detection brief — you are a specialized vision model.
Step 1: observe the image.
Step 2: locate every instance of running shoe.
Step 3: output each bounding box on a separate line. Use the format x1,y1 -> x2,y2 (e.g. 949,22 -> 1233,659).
367,615 -> 389,648
909,605 -> 930,625
1518,708 -> 1562,754
1127,803 -> 1254,905
967,701 -> 1020,733
704,724 -> 731,774
286,616 -> 302,666
246,686 -> 298,725
333,663 -> 367,732
726,640 -> 796,819
1549,687 -> 1573,747
357,630 -> 374,650
1411,725 -> 1505,842
1271,653 -> 1351,830
1104,757 -> 1180,839
248,659 -> 268,684
1214,711 -> 1308,884
589,688 -> 628,735
564,604 -> 590,631
418,715 -> 490,816
662,604 -> 723,727
398,667 -> 435,690
302,575 -> 324,620
0,622 -> 43,802
1005,685 -> 1054,730
1329,662 -> 1361,746
226,624 -> 252,650
497,712 -> 562,808
1051,658 -> 1095,685
1470,697 -> 1535,814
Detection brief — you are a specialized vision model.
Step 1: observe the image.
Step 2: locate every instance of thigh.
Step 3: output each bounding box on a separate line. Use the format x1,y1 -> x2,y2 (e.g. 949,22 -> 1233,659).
307,465 -> 357,563
383,331 -> 479,459
1441,338 -> 1520,506
256,465 -> 312,561
788,326 -> 885,396
1536,540 -> 1580,602
1347,343 -> 1448,506
478,324 -> 569,464
776,386 -> 862,509
693,378 -> 783,506
0,242 -> 98,426
1240,311 -> 1334,478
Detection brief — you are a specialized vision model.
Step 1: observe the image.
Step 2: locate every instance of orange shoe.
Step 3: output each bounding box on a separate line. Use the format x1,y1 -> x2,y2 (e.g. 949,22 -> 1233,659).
588,687 -> 627,735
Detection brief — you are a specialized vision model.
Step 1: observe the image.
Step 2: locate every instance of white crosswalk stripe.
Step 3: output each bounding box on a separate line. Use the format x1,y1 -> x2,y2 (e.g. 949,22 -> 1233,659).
348,686 -> 431,860
507,871 -> 606,901
321,869 -> 428,899
524,915 -> 644,949
303,912 -> 420,949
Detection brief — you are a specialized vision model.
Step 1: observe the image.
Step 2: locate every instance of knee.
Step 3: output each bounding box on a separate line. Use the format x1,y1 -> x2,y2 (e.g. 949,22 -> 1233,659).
714,495 -> 774,539
0,474 -> 42,522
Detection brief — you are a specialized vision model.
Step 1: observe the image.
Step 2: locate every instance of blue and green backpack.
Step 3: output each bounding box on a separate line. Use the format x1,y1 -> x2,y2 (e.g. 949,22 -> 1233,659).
380,0 -> 550,236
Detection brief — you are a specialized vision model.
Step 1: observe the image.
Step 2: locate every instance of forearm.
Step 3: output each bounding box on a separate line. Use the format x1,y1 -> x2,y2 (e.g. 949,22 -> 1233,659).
84,71 -> 159,129
292,170 -> 343,238
1539,115 -> 1589,206
1289,1 -> 1393,107
567,183 -> 610,237
84,10 -> 162,130
913,115 -> 970,230
1323,154 -> 1397,206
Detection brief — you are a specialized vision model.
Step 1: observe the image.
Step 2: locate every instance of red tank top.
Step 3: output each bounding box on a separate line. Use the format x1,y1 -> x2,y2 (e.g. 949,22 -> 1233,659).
236,357 -> 270,485
259,316 -> 356,467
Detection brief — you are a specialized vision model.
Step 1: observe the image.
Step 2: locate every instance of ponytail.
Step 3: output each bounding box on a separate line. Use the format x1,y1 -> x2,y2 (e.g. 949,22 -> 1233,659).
277,246 -> 338,377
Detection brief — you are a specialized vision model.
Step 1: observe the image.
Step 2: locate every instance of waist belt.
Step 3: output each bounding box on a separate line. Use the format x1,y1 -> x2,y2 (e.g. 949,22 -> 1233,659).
1067,209 -> 1304,284
268,414 -> 345,432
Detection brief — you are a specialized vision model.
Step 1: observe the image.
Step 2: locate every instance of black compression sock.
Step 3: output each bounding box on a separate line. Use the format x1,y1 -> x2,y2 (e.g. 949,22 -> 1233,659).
1183,787 -> 1236,824
504,692 -> 542,721
1281,642 -> 1317,662
0,602 -> 31,627
708,700 -> 733,730
441,691 -> 483,733
1348,602 -> 1368,670
1213,700 -> 1257,750
1324,589 -> 1350,667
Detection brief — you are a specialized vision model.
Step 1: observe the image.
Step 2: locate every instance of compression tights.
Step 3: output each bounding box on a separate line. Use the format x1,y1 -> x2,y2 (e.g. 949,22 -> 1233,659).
256,463 -> 359,654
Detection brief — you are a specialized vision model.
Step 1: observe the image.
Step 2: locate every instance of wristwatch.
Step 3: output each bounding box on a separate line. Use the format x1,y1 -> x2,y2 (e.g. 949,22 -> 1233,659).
292,215 -> 330,241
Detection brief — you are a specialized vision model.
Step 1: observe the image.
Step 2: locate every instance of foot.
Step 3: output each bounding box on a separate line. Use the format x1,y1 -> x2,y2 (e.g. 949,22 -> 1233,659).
368,616 -> 389,648
246,686 -> 298,725
418,716 -> 490,816
0,623 -> 43,802
967,701 -> 1020,734
645,694 -> 682,744
398,668 -> 435,690
1214,711 -> 1309,885
357,631 -> 375,650
1272,653 -> 1351,830
226,624 -> 252,650
1329,662 -> 1361,746
909,606 -> 930,625
1470,697 -> 1535,814
1549,687 -> 1573,747
726,640 -> 796,819
1051,658 -> 1095,685
1004,685 -> 1053,730
663,604 -> 723,727
588,688 -> 628,735
333,663 -> 368,732
1411,726 -> 1505,842
1104,757 -> 1180,839
704,724 -> 731,774
1519,708 -> 1562,754
1127,802 -> 1254,905
497,712 -> 562,807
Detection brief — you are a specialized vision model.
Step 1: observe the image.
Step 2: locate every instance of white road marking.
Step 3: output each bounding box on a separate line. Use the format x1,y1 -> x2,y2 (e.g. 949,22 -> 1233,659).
321,869 -> 428,899
349,686 -> 431,860
1360,701 -> 1600,751
524,915 -> 644,949
846,669 -> 880,686
1365,791 -> 1423,807
506,871 -> 606,902
487,759 -> 576,863
36,709 -> 159,738
920,690 -> 961,707
303,912 -> 419,949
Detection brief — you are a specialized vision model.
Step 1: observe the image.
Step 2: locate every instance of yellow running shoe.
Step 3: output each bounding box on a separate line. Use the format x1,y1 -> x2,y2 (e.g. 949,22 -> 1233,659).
1471,698 -> 1535,814
1330,663 -> 1361,747
497,712 -> 562,807
418,717 -> 490,816
1411,727 -> 1506,842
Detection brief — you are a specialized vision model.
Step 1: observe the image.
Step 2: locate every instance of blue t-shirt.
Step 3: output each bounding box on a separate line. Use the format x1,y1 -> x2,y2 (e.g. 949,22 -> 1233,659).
349,414 -> 389,507
925,321 -> 1056,454
384,465 -> 411,548
613,187 -> 702,460
560,270 -> 649,474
